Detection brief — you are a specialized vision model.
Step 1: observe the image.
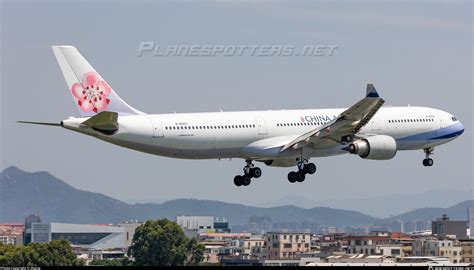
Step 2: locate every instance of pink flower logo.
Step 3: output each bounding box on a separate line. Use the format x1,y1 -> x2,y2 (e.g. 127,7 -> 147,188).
71,72 -> 111,113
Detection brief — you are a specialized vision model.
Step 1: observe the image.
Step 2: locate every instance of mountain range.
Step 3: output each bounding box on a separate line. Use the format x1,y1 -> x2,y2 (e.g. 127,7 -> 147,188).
257,189 -> 473,218
1,166 -> 472,228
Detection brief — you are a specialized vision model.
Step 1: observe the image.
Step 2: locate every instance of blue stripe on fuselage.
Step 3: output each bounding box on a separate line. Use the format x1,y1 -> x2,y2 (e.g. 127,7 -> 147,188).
396,122 -> 464,142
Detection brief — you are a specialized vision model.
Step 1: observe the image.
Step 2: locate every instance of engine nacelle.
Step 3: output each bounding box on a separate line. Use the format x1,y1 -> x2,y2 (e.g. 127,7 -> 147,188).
345,135 -> 397,160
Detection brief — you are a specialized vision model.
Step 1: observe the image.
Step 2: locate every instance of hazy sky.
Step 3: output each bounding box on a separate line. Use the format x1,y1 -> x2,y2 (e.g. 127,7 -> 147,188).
1,1 -> 472,208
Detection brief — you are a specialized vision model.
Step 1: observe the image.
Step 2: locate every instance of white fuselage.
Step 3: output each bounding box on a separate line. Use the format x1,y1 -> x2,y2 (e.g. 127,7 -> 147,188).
61,106 -> 464,163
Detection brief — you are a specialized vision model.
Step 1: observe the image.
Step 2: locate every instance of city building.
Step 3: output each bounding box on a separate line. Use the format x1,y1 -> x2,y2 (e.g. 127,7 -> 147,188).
459,239 -> 474,264
118,221 -> 143,248
237,237 -> 266,259
24,222 -> 125,249
23,214 -> 41,244
176,216 -> 231,235
346,235 -> 391,255
265,231 -> 311,259
469,207 -> 474,239
176,216 -> 213,232
214,218 -> 231,233
432,214 -> 468,240
0,223 -> 24,246
376,243 -> 412,258
325,254 -> 396,264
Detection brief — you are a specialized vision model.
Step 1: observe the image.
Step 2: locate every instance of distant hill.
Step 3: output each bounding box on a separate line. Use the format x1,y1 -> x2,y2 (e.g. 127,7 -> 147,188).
389,200 -> 473,222
257,190 -> 473,218
0,166 -> 136,224
0,166 -> 375,226
1,166 -> 471,228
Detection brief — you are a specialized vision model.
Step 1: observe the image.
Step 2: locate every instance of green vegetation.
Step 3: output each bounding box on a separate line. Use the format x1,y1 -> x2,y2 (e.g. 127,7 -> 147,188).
128,219 -> 204,266
0,240 -> 81,266
89,258 -> 130,266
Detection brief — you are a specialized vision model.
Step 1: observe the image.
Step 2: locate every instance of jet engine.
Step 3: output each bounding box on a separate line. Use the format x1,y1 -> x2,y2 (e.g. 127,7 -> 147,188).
344,135 -> 397,160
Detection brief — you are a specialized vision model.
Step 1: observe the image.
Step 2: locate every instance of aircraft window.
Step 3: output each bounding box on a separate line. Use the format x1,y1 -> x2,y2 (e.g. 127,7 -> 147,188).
452,116 -> 457,121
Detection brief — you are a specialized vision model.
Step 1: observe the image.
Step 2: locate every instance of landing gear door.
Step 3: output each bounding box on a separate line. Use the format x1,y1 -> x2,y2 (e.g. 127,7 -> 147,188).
255,116 -> 268,135
151,117 -> 164,138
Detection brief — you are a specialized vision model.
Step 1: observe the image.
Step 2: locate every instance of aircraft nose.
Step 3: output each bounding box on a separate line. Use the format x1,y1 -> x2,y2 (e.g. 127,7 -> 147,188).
458,121 -> 465,136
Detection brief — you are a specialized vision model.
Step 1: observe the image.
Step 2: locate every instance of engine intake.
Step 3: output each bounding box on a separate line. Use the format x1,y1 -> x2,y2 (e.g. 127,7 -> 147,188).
344,135 -> 397,160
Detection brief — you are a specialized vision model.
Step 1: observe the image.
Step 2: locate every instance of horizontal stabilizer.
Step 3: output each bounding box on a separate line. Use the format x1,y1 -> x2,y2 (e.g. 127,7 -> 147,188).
81,111 -> 118,134
17,121 -> 61,127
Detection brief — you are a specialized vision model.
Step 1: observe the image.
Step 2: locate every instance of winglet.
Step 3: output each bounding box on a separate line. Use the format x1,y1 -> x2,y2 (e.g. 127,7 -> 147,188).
366,83 -> 380,98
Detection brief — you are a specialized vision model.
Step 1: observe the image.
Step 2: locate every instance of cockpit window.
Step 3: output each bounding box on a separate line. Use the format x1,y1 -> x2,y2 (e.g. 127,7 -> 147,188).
451,116 -> 457,121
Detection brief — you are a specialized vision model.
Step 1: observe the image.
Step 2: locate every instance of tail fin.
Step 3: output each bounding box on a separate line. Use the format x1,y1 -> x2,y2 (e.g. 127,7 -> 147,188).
52,46 -> 144,117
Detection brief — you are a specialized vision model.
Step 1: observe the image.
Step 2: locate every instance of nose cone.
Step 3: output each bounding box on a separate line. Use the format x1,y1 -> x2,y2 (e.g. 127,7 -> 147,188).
458,121 -> 465,136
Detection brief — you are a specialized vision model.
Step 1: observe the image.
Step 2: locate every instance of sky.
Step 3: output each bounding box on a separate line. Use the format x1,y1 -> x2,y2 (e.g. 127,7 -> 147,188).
1,0 -> 472,211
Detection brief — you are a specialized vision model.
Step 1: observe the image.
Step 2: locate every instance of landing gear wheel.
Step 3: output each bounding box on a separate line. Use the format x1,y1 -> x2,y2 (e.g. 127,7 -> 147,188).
234,175 -> 243,187
304,163 -> 317,174
288,171 -> 297,183
423,158 -> 434,167
422,148 -> 434,167
242,175 -> 251,186
296,171 -> 306,182
251,167 -> 262,178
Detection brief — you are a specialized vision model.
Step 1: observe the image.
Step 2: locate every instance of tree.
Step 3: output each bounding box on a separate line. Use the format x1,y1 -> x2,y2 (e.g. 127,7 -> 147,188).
89,259 -> 124,266
0,240 -> 77,266
128,219 -> 204,266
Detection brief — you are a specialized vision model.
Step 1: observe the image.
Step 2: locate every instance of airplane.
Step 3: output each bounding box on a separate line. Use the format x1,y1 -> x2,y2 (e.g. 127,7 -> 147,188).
19,46 -> 465,187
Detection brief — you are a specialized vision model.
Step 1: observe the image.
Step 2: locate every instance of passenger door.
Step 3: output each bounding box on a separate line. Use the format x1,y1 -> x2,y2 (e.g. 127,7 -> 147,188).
151,117 -> 164,138
255,116 -> 268,135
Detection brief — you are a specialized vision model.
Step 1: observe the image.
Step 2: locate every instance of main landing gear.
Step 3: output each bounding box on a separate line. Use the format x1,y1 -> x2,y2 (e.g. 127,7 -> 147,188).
422,147 -> 434,167
234,160 -> 262,187
287,159 -> 316,183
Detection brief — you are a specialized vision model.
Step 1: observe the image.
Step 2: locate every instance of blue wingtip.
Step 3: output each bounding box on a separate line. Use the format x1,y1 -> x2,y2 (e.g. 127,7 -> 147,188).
366,83 -> 380,98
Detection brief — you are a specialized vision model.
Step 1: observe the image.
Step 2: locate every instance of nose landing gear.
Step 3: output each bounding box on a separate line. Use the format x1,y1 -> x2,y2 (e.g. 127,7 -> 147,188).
422,147 -> 434,167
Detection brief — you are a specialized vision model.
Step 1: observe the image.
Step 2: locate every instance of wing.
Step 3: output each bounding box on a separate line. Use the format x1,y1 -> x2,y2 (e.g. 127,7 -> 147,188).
280,84 -> 385,152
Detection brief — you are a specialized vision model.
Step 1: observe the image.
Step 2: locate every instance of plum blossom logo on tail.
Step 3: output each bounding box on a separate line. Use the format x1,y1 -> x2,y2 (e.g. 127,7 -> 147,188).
71,72 -> 111,113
